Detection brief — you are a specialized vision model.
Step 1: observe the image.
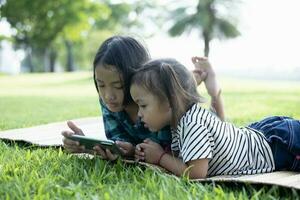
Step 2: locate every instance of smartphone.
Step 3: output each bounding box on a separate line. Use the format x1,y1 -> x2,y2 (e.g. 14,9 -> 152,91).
66,135 -> 122,155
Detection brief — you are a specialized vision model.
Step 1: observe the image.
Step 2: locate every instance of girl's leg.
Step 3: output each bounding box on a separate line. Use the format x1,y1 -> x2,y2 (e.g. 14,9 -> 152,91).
248,116 -> 300,171
247,116 -> 292,132
271,142 -> 294,170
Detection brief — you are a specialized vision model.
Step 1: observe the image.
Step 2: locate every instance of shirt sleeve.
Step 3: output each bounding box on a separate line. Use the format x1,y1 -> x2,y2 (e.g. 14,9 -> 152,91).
180,121 -> 213,163
100,101 -> 135,143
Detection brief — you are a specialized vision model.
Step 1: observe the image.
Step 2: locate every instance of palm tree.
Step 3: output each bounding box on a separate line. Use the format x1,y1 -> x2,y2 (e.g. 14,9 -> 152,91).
169,0 -> 240,57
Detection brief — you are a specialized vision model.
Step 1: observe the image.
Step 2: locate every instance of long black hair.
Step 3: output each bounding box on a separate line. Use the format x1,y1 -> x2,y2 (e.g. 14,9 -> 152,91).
93,35 -> 150,105
131,58 -> 204,127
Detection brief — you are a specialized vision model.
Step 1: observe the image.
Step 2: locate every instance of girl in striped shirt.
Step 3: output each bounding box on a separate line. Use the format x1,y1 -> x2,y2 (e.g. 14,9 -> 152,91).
130,57 -> 300,179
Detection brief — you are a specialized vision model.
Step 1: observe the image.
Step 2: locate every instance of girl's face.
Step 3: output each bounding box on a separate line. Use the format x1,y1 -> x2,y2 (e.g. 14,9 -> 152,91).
95,65 -> 125,112
130,84 -> 171,132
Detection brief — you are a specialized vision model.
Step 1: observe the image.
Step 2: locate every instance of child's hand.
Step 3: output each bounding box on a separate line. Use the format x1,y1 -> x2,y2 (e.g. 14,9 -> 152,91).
192,56 -> 215,77
135,143 -> 145,161
116,141 -> 135,157
192,56 -> 221,98
93,146 -> 118,160
192,69 -> 207,86
135,139 -> 164,164
62,121 -> 87,153
93,141 -> 134,160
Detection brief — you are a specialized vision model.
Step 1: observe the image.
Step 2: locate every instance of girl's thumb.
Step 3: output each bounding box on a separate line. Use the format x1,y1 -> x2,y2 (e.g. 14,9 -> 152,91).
116,141 -> 130,148
200,71 -> 207,80
67,121 -> 84,135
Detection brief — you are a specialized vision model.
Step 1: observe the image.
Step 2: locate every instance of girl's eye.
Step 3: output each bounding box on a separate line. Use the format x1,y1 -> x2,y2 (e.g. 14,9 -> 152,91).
140,105 -> 147,108
115,86 -> 123,89
98,85 -> 105,88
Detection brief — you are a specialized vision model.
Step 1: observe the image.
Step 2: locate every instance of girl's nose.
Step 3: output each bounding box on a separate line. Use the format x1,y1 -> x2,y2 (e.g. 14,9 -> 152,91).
104,91 -> 116,101
138,109 -> 143,118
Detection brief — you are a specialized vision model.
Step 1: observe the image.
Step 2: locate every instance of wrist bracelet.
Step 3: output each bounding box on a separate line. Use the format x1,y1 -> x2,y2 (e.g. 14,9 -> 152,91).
157,151 -> 167,165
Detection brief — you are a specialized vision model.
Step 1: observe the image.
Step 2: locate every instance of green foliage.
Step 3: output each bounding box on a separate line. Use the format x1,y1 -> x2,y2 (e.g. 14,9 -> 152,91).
0,0 -> 108,49
0,0 -> 126,72
0,0 -> 165,72
69,30 -> 113,70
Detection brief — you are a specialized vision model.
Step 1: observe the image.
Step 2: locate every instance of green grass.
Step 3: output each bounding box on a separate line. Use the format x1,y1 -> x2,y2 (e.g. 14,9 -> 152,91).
1,72 -> 300,199
0,72 -> 100,130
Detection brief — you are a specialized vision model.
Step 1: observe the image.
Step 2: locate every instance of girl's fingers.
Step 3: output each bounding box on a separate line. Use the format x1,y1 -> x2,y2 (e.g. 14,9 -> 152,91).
200,71 -> 208,80
116,141 -> 132,154
61,131 -> 76,142
135,144 -> 145,161
192,56 -> 207,63
139,143 -> 148,149
106,149 -> 118,161
67,121 -> 84,135
64,144 -> 84,153
93,145 -> 108,159
135,150 -> 144,157
62,137 -> 80,146
143,138 -> 153,143
116,141 -> 131,148
135,147 -> 145,157
61,130 -> 72,137
191,57 -> 197,64
63,145 -> 77,153
193,69 -> 204,77
136,144 -> 141,151
135,155 -> 145,162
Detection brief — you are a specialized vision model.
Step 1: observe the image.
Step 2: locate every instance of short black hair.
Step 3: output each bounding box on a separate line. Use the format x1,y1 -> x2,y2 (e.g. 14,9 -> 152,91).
93,35 -> 150,105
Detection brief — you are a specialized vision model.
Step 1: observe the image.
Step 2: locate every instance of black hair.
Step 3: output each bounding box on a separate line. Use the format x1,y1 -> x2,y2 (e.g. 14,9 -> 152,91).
93,35 -> 150,106
131,58 -> 204,127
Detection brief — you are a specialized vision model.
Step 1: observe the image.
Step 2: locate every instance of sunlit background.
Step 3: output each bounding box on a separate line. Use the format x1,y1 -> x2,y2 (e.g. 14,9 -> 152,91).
1,0 -> 300,80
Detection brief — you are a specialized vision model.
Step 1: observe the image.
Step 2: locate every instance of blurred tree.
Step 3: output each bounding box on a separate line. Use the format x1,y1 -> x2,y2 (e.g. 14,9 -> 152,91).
0,0 -> 110,72
96,1 -> 156,36
58,1 -> 110,72
0,0 -> 157,72
168,0 -> 240,57
71,0 -> 159,70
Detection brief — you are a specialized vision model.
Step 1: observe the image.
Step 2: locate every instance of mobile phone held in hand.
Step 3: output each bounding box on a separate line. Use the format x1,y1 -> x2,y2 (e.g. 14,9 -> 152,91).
66,135 -> 122,155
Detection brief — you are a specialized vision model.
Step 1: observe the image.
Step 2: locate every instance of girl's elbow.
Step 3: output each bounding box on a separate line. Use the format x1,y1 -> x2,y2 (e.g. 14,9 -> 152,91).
189,170 -> 207,179
186,159 -> 209,179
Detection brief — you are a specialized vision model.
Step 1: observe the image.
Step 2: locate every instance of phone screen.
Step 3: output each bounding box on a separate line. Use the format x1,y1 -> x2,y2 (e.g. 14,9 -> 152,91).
66,135 -> 122,155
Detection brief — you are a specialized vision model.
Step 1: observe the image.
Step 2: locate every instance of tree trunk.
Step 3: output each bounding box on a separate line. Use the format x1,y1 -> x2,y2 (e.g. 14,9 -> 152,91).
27,47 -> 34,72
49,48 -> 57,72
65,40 -> 75,72
203,32 -> 210,57
43,48 -> 49,72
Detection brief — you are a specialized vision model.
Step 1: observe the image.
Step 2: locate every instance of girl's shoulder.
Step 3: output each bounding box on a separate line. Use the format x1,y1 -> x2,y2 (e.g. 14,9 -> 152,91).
179,104 -> 208,124
178,103 -> 221,128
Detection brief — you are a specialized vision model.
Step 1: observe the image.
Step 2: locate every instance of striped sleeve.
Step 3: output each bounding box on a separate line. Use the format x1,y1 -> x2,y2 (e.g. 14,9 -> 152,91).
180,121 -> 213,163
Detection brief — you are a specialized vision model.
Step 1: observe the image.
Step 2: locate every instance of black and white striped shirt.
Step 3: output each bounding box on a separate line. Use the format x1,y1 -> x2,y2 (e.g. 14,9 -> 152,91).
171,104 -> 275,176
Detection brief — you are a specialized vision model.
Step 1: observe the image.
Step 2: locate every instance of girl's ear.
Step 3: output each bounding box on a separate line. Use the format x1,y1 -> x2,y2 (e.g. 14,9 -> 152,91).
160,100 -> 171,112
166,102 -> 172,111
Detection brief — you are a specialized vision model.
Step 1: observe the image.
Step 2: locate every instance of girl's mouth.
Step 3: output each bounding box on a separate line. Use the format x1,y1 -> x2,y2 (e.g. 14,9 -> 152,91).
107,102 -> 118,107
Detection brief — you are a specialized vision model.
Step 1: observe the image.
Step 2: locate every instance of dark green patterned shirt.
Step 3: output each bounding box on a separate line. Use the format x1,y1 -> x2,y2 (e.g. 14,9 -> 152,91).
100,100 -> 172,147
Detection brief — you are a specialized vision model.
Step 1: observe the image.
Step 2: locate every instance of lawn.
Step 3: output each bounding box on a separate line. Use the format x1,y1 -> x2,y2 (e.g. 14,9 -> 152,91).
1,72 -> 300,199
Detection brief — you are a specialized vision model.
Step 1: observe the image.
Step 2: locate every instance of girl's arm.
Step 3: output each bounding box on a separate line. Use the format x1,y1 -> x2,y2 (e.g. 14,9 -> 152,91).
209,79 -> 225,121
136,139 -> 209,179
192,57 -> 225,121
159,153 -> 209,179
